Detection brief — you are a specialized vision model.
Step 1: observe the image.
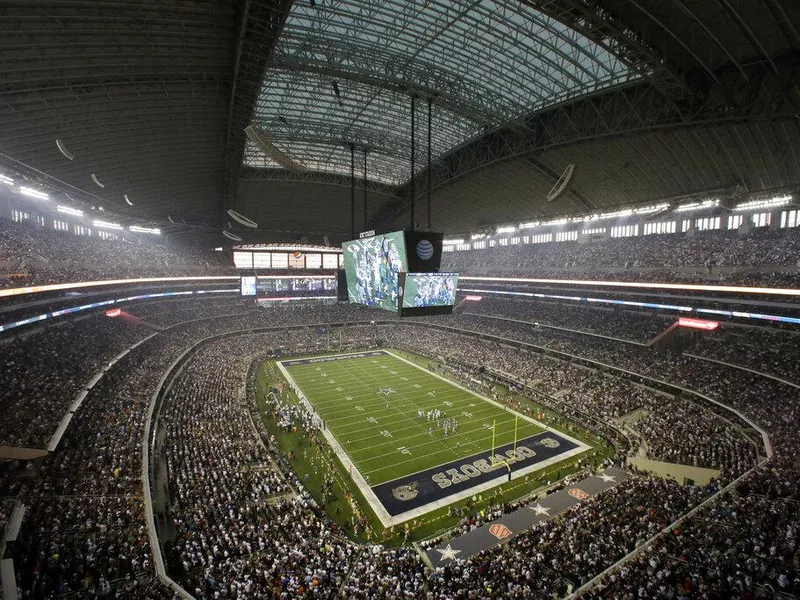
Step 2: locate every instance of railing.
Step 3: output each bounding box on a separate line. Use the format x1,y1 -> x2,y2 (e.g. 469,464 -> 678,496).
48,333 -> 158,451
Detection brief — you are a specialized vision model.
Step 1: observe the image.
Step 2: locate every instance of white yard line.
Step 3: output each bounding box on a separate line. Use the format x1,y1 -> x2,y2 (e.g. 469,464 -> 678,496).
276,358 -> 394,525
336,407 -> 532,443
384,350 -> 590,449
327,394 -> 502,428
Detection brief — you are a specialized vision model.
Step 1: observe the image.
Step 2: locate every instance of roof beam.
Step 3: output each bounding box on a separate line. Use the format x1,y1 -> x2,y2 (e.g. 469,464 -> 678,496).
714,0 -> 780,77
373,55 -> 800,228
267,57 -> 495,124
223,0 -> 294,219
626,0 -> 721,85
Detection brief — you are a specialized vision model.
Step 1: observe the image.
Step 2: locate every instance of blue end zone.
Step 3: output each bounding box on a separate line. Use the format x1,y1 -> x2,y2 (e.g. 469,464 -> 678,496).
280,350 -> 388,367
371,431 -> 579,516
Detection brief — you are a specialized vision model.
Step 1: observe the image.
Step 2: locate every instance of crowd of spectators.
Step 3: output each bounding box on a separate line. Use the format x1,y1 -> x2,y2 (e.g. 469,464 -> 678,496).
1,292 -> 798,598
0,314 -> 151,448
463,297 -> 668,343
153,322 -> 723,598
404,313 -> 800,596
384,325 -> 755,476
162,335 -> 361,597
588,469 -> 800,597
441,226 -> 800,285
3,216 -> 799,290
691,327 -> 800,386
2,330 -> 192,597
0,218 -> 233,287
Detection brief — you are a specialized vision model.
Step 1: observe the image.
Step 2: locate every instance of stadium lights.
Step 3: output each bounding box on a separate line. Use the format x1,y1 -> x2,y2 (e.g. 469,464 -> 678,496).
496,226 -> 516,234
57,205 -> 83,216
517,203 -> 672,232
19,186 -> 49,200
93,219 -> 123,230
459,275 -> 800,297
442,238 -> 465,245
733,195 -> 792,212
674,199 -> 719,213
470,233 -> 487,240
0,173 -> 14,186
129,225 -> 161,235
236,244 -> 341,253
678,317 -> 719,331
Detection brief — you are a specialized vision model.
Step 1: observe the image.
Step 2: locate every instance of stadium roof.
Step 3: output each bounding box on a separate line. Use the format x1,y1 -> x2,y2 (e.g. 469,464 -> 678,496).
244,0 -> 640,184
1,0 -> 799,242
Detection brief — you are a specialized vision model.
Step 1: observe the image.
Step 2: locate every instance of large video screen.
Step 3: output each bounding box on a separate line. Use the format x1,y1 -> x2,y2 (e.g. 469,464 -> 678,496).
256,276 -> 334,295
342,231 -> 407,312
402,273 -> 458,308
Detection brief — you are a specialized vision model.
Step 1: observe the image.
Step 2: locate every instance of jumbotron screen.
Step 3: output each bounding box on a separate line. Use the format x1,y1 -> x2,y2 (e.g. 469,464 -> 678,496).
402,273 -> 458,308
342,231 -> 407,312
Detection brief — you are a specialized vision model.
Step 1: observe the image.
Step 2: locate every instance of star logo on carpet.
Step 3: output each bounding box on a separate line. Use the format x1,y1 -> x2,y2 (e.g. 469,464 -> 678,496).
436,544 -> 461,562
529,503 -> 551,516
597,472 -> 616,483
377,388 -> 394,396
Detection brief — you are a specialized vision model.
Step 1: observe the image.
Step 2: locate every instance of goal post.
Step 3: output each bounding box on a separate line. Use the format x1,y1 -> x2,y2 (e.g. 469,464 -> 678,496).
489,415 -> 519,473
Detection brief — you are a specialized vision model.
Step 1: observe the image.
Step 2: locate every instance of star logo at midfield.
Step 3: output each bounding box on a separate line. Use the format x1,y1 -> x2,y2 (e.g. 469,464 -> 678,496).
597,473 -> 616,483
529,503 -> 550,516
436,544 -> 461,562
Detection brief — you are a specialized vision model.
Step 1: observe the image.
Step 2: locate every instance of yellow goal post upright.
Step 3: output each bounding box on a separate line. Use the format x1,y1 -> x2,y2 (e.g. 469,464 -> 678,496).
489,415 -> 519,475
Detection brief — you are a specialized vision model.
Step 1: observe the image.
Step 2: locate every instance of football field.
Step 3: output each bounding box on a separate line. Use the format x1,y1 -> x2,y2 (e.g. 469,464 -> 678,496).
277,350 -> 590,526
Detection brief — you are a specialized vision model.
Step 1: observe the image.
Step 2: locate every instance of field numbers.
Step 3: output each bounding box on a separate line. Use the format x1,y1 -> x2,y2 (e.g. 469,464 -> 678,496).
367,416 -> 378,424
442,401 -> 453,407
397,446 -> 411,455
355,405 -> 365,412
461,411 -> 473,418
380,430 -> 393,438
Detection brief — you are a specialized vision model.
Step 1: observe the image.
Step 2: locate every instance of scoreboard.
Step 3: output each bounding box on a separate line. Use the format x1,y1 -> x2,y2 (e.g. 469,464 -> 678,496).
341,230 -> 457,316
400,272 -> 458,310
342,231 -> 407,312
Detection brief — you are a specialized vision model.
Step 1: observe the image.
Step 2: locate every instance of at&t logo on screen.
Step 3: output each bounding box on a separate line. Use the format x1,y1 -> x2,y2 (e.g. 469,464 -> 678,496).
416,239 -> 434,260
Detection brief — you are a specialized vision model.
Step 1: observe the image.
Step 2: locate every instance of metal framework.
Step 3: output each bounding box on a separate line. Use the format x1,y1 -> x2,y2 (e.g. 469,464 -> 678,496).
372,51 -> 800,228
246,0 -> 640,184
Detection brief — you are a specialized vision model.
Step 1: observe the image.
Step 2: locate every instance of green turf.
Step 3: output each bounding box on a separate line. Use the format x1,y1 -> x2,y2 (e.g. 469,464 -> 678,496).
281,351 -> 546,486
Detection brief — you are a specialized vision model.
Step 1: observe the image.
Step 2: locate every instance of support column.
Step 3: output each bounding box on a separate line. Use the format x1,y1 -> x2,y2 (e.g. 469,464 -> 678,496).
410,94 -> 416,232
350,144 -> 355,239
427,97 -> 432,230
363,147 -> 368,232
